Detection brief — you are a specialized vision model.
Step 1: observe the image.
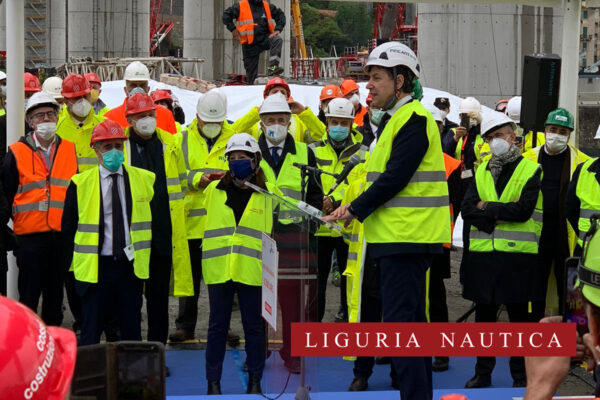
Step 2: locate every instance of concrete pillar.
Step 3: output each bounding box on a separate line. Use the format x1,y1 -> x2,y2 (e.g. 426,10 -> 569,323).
47,0 -> 66,66
0,1 -> 6,55
67,0 -> 94,58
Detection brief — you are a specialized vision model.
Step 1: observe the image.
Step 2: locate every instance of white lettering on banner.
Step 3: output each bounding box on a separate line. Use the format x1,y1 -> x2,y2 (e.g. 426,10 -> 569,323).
24,322 -> 55,399
305,333 -> 317,348
530,332 -> 542,348
335,333 -> 348,348
441,332 -> 454,348
261,233 -> 278,331
461,334 -> 474,348
407,333 -> 420,348
376,332 -> 389,348
549,333 -> 563,347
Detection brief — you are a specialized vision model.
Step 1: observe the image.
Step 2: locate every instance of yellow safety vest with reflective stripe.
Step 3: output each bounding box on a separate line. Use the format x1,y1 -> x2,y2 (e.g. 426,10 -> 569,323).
181,119 -> 233,239
201,180 -> 274,286
56,108 -> 105,172
364,100 -> 451,244
523,130 -> 545,153
70,164 -> 155,283
576,158 -> 600,247
470,158 -> 543,254
454,130 -> 488,170
124,127 -> 194,296
233,106 -> 314,143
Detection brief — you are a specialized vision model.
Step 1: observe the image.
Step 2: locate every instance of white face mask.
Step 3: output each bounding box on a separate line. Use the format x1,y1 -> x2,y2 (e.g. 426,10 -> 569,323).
202,123 -> 222,139
545,133 -> 569,153
349,93 -> 360,107
489,137 -> 511,156
135,116 -> 157,137
35,122 -> 57,141
71,98 -> 92,118
264,123 -> 288,144
439,110 -> 448,120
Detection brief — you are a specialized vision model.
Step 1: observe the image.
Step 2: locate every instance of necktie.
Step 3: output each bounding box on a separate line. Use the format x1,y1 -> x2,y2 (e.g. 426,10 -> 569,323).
271,146 -> 281,164
111,174 -> 126,258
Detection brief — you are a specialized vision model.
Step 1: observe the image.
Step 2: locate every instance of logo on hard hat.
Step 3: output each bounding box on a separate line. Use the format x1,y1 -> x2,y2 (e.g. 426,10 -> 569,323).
210,108 -> 217,113
140,100 -> 147,107
73,84 -> 80,91
110,127 -> 118,135
29,82 -> 35,87
555,115 -> 568,122
326,89 -> 333,95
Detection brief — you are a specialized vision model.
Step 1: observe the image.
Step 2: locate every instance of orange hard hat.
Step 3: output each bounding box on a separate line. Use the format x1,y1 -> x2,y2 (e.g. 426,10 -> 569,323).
495,98 -> 509,113
440,395 -> 469,400
0,296 -> 77,400
91,119 -> 128,146
320,84 -> 343,101
151,89 -> 173,104
24,72 -> 41,92
263,77 -> 291,99
340,79 -> 359,96
61,74 -> 91,98
126,92 -> 156,116
84,72 -> 101,86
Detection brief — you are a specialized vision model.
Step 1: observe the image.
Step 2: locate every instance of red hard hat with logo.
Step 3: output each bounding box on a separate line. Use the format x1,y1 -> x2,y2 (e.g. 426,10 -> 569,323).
126,92 -> 156,116
91,119 -> 128,146
62,73 -> 91,98
24,72 -> 41,92
340,79 -> 360,96
151,89 -> 173,104
320,84 -> 342,101
84,72 -> 101,86
0,296 -> 76,400
263,77 -> 291,99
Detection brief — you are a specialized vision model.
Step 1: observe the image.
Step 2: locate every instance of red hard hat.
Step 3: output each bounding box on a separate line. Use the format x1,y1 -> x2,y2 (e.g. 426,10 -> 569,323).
24,72 -> 41,92
263,77 -> 290,99
366,93 -> 373,105
0,296 -> 76,400
440,395 -> 469,400
91,119 -> 128,146
126,93 -> 156,116
84,72 -> 101,86
320,84 -> 343,101
151,89 -> 173,104
62,74 -> 91,98
340,79 -> 360,96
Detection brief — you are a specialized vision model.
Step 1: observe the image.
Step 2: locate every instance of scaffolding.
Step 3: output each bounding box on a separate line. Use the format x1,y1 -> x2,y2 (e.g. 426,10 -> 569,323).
25,0 -> 47,67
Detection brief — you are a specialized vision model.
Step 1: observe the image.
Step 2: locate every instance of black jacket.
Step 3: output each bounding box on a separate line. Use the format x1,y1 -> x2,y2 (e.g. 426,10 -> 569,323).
440,118 -> 458,156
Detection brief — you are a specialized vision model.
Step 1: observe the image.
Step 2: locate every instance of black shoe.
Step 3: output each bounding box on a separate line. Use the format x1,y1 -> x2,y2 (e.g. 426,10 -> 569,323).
375,356 -> 391,365
165,366 -> 170,377
512,378 -> 526,387
247,375 -> 262,394
207,381 -> 222,395
348,377 -> 368,391
284,359 -> 301,374
464,373 -> 491,388
168,329 -> 194,343
432,357 -> 449,372
243,361 -> 248,372
227,328 -> 240,344
268,65 -> 284,76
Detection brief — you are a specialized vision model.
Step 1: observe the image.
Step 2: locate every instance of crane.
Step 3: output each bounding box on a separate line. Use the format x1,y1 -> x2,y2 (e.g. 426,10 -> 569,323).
291,0 -> 307,58
150,0 -> 175,55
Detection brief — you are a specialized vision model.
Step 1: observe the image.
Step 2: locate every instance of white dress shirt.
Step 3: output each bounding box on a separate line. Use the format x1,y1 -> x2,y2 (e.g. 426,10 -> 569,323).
99,164 -> 130,256
33,133 -> 56,168
266,137 -> 286,159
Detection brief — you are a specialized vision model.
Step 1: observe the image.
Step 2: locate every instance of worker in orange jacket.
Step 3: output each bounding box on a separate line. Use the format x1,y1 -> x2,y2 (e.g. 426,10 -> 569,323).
340,79 -> 367,127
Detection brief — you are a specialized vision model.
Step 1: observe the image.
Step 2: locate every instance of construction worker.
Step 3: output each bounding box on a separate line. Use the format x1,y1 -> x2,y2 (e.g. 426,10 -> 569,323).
461,111 -> 542,388
356,93 -> 378,147
169,88 -> 234,343
56,73 -> 106,172
325,41 -> 450,399
85,72 -> 110,116
309,97 -> 367,323
340,79 -> 367,127
42,76 -> 66,120
434,97 -> 458,155
523,108 -> 589,321
316,84 -> 344,124
0,296 -> 77,400
24,72 -> 41,100
505,96 -> 546,152
123,93 -> 193,355
203,133 -> 274,395
151,89 -> 186,133
2,92 -> 78,326
222,0 -> 286,84
258,93 -> 323,374
104,61 -> 177,134
495,98 -> 509,113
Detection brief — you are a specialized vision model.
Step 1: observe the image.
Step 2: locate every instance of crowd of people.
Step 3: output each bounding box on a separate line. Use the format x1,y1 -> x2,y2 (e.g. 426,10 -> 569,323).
1,38 -> 600,400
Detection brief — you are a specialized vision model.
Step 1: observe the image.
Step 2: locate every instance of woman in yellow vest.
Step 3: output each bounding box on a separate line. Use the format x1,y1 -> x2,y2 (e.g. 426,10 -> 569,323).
202,133 -> 274,396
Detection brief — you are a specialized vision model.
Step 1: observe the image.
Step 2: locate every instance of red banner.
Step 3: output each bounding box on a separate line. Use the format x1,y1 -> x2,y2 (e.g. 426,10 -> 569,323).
291,323 -> 576,357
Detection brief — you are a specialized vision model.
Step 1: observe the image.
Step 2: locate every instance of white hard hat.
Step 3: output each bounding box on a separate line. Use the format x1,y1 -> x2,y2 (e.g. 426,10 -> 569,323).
595,124 -> 600,140
324,97 -> 355,119
196,88 -> 227,123
124,61 -> 150,82
365,41 -> 420,79
259,93 -> 291,115
458,97 -> 481,114
225,133 -> 261,155
42,76 -> 64,100
506,96 -> 522,123
424,104 -> 443,123
481,111 -> 517,137
0,71 -> 6,81
25,92 -> 59,115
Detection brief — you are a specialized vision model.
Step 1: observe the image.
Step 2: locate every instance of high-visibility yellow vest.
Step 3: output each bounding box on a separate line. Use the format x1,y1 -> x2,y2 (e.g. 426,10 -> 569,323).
470,158 -> 543,254
233,106 -> 314,143
124,127 -> 193,296
454,130 -> 486,169
576,158 -> 600,247
364,100 -> 450,244
201,180 -> 274,286
56,108 -> 105,172
70,164 -> 155,283
181,119 -> 233,239
523,130 -> 545,153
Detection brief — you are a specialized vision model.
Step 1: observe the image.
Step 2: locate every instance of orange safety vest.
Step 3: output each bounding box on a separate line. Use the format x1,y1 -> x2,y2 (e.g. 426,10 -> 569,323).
443,153 -> 462,248
236,0 -> 275,45
354,104 -> 367,127
10,137 -> 78,235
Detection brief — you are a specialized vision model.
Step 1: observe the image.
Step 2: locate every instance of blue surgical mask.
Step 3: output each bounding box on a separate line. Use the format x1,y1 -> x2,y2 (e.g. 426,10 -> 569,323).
229,159 -> 254,180
102,149 -> 124,171
128,87 -> 146,97
371,109 -> 385,125
328,125 -> 350,142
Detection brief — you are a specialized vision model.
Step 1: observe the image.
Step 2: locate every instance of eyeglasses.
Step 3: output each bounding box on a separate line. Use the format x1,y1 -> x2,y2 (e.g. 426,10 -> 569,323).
30,111 -> 58,121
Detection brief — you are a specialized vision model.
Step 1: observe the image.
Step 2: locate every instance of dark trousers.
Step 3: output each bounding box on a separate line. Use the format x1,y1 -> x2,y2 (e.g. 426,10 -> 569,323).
473,303 -> 531,381
378,253 -> 432,400
429,249 -> 450,324
206,281 -> 265,381
175,239 -> 203,332
317,236 -> 348,322
145,252 -> 172,344
243,35 -> 283,85
15,232 -> 64,326
79,256 -> 144,346
64,271 -> 82,330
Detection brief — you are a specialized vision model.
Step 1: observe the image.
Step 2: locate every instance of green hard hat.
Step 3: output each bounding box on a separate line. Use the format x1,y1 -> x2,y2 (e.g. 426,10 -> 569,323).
579,215 -> 600,307
545,108 -> 574,130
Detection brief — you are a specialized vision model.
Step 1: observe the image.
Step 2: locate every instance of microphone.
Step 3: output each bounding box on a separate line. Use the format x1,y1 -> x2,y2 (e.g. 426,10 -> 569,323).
327,154 -> 362,196
293,162 -> 338,178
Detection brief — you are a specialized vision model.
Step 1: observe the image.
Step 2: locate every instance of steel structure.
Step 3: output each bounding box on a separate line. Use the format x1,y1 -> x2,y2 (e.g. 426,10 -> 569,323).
150,0 -> 174,54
